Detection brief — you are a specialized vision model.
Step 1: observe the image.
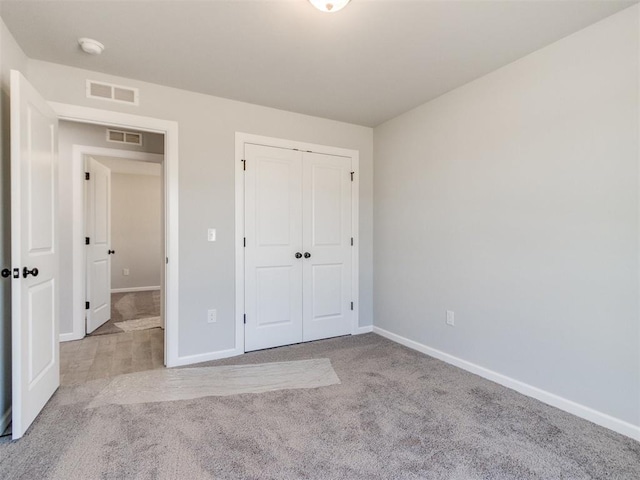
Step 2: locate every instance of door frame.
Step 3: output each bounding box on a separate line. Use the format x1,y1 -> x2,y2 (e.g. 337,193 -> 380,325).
234,132 -> 360,353
50,103 -> 180,367
62,146 -> 164,341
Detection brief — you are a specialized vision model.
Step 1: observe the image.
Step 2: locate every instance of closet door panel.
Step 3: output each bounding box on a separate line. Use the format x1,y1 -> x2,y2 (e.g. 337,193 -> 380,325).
302,152 -> 352,342
244,144 -> 303,351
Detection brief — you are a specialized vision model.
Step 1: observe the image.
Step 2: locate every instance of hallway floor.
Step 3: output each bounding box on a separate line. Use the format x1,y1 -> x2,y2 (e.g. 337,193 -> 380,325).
60,328 -> 164,386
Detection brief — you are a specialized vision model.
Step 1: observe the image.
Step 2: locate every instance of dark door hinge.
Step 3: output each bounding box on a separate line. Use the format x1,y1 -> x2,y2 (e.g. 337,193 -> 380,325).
350,171 -> 354,182
243,237 -> 246,247
351,237 -> 354,246
85,301 -> 90,310
85,237 -> 90,245
243,314 -> 246,324
85,172 -> 90,180
166,257 -> 169,264
242,159 -> 246,171
351,302 -> 354,311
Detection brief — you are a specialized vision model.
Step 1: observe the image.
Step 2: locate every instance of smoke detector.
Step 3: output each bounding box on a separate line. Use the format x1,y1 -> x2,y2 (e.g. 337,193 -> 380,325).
78,38 -> 104,55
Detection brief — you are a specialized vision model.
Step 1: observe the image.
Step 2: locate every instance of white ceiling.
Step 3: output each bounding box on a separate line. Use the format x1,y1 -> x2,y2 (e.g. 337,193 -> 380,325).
1,0 -> 636,127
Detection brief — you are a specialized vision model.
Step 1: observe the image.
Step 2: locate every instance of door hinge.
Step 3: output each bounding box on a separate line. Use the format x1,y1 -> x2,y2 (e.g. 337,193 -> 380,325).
85,237 -> 90,245
85,172 -> 90,180
166,257 -> 169,264
243,314 -> 246,324
242,159 -> 246,171
351,302 -> 354,311
350,171 -> 354,182
351,237 -> 354,246
85,301 -> 90,310
243,237 -> 246,247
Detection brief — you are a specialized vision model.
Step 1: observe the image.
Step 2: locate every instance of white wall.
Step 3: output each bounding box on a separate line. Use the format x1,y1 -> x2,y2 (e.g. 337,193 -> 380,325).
374,5 -> 639,429
110,171 -> 162,291
59,121 -> 164,155
27,60 -> 374,359
57,121 -> 164,336
0,16 -> 28,430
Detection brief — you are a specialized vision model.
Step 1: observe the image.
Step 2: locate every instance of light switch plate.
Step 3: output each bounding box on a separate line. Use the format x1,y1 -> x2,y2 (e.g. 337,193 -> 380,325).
208,228 -> 216,242
446,310 -> 455,326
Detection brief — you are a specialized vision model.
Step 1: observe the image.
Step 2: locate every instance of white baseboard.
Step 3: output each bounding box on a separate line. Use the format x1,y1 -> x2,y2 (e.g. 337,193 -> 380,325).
354,325 -> 373,335
59,332 -> 84,343
111,286 -> 161,293
372,326 -> 640,442
1,407 -> 11,435
170,348 -> 243,367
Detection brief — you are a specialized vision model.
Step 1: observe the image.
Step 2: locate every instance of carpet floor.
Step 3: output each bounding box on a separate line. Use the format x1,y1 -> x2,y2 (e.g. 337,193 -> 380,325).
90,291 -> 161,336
0,333 -> 638,479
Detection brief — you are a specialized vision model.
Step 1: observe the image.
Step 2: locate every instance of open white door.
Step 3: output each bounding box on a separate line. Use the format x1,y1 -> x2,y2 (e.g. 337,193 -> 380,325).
85,157 -> 112,333
11,70 -> 59,439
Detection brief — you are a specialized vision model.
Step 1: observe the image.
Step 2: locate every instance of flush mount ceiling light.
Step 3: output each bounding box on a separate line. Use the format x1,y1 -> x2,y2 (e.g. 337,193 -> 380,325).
78,37 -> 104,55
308,0 -> 351,13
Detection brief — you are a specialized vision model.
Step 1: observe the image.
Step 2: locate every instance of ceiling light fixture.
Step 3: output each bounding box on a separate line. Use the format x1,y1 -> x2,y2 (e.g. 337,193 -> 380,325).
308,0 -> 351,13
78,37 -> 104,55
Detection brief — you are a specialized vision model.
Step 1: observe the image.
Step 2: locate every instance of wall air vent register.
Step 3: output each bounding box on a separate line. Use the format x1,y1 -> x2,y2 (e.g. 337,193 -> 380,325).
106,129 -> 143,146
86,80 -> 139,105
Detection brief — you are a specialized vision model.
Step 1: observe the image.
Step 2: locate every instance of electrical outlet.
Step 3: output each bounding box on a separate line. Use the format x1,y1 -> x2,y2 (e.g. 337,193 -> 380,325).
207,309 -> 217,323
446,310 -> 455,326
123,268 -> 130,276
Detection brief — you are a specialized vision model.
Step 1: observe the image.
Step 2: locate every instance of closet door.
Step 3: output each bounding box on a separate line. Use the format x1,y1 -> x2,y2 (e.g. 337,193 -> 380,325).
244,144 -> 303,352
302,152 -> 352,342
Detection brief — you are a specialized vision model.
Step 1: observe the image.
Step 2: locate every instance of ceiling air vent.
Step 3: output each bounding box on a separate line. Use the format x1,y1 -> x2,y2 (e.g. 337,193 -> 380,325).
107,129 -> 143,146
86,80 -> 139,105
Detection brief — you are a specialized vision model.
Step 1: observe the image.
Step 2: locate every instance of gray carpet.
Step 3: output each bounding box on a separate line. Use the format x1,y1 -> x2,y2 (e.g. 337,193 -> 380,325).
90,291 -> 161,336
0,334 -> 638,479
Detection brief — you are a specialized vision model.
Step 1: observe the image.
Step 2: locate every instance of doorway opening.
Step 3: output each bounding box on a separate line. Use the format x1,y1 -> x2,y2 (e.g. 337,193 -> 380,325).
59,122 -> 166,383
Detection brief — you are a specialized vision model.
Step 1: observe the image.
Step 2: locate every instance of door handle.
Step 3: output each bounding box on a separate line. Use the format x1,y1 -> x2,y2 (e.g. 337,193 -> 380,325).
295,252 -> 302,259
108,250 -> 115,255
22,267 -> 39,278
1,269 -> 10,278
304,252 -> 311,259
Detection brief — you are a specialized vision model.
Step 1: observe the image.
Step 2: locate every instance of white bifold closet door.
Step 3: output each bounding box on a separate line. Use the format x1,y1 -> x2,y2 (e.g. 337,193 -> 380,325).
244,144 -> 352,352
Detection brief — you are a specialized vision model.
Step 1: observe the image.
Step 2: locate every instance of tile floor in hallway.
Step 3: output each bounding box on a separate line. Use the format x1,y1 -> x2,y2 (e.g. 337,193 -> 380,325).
60,327 -> 164,386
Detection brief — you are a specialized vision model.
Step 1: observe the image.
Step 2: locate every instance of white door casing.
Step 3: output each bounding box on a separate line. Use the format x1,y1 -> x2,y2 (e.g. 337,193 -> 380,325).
302,152 -> 352,342
243,142 -> 354,351
50,103 -> 179,367
85,156 -> 111,334
244,144 -> 303,352
11,70 -> 60,439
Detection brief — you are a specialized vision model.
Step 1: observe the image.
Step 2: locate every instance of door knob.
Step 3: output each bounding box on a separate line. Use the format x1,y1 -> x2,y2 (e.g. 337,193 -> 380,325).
295,252 -> 302,259
304,252 -> 311,258
22,267 -> 39,278
108,249 -> 115,255
1,269 -> 10,278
